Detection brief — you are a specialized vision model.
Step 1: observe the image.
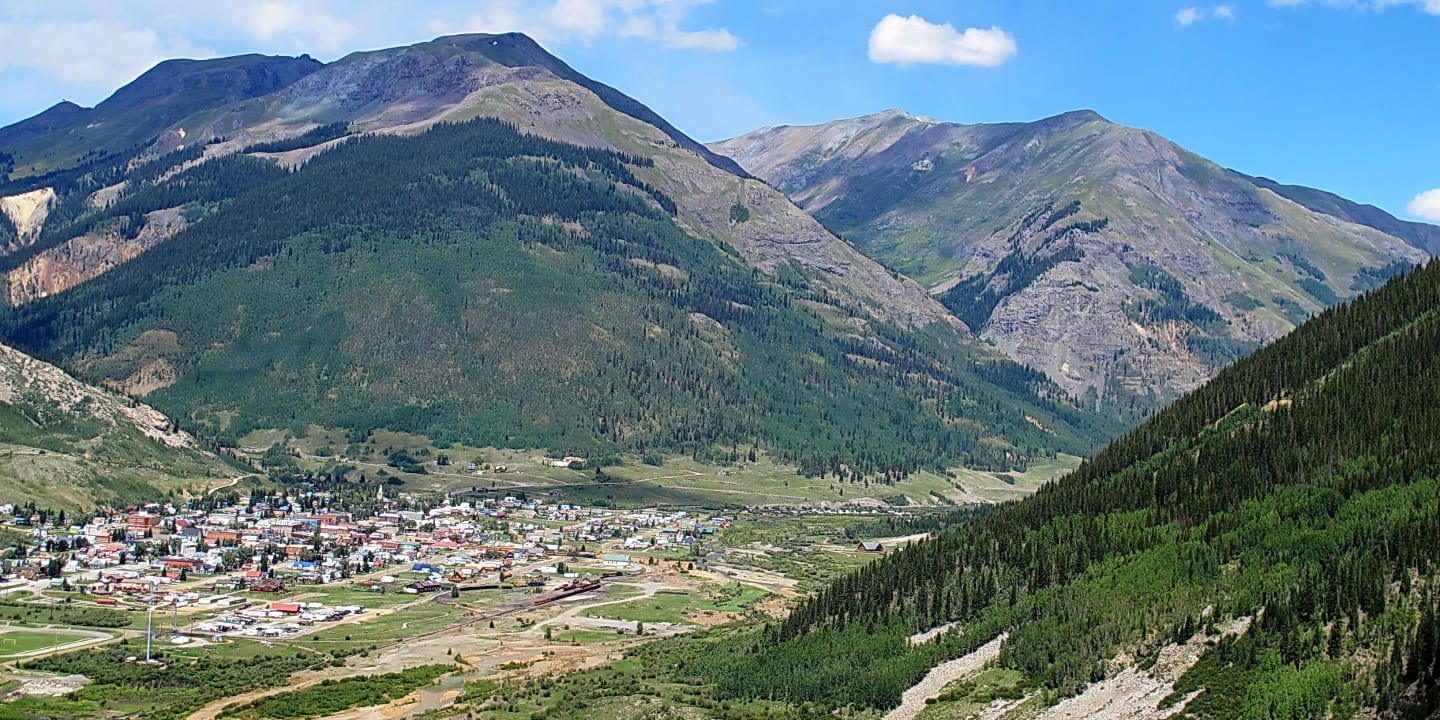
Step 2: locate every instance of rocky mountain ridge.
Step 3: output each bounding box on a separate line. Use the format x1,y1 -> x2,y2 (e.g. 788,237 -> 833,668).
711,110 -> 1432,416
0,342 -> 194,448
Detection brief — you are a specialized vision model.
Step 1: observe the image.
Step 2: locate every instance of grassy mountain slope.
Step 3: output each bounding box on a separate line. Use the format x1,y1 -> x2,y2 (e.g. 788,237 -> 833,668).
711,111 -> 1432,420
1242,172 -> 1440,255
0,117 -> 1112,477
0,343 -> 236,509
0,54 -> 322,177
693,259 -> 1440,717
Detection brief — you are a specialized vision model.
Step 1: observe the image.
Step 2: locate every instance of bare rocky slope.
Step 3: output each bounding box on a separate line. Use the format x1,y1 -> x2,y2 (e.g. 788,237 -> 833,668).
711,110 -> 1433,417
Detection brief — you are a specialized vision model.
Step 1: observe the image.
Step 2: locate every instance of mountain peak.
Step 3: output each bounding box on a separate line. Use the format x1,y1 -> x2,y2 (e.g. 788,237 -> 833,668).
0,53 -> 323,174
833,108 -> 940,128
868,108 -> 929,122
423,31 -> 559,68
1029,109 -> 1109,132
1050,108 -> 1106,123
273,31 -> 749,178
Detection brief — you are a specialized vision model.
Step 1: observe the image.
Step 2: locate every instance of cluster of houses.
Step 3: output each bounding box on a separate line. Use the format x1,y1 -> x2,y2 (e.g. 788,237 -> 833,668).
1,492 -> 732,605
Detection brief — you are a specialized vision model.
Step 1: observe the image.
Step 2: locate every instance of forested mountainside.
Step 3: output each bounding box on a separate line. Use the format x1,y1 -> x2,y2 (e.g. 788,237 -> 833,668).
0,34 -> 1123,477
0,342 -> 235,509
0,117 -> 1111,477
687,259 -> 1440,717
711,110 -> 1433,421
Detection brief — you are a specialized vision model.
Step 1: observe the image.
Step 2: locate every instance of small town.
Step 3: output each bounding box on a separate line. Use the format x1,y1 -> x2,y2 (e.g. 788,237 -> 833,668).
0,465 -> 919,718
1,479 -> 734,612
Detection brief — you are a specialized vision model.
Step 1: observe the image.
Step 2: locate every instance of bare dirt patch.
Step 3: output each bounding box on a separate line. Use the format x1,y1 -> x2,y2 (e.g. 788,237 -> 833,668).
885,633 -> 1007,720
111,358 -> 179,397
0,188 -> 56,244
1014,616 -> 1253,720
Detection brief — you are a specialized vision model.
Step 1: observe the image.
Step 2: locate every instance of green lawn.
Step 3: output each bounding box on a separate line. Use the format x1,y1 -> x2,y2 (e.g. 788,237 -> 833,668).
586,591 -> 695,624
0,629 -> 87,656
553,629 -> 624,644
278,586 -> 418,609
288,603 -> 469,655
706,585 -> 768,613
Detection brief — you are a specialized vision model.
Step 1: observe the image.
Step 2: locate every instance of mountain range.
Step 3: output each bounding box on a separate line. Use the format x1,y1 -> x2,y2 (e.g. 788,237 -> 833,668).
2,31 -> 1434,489
712,110 -> 1435,418
0,34 -> 1112,481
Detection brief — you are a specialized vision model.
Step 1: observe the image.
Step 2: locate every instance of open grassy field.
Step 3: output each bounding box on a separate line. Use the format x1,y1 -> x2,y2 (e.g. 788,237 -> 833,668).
269,586 -> 419,610
553,629 -> 626,644
587,583 -> 768,624
0,629 -> 86,656
586,591 -> 695,624
239,426 -> 1081,509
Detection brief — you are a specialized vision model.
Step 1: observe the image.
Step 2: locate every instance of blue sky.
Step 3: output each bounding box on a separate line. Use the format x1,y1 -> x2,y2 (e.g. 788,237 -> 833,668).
0,0 -> 1436,220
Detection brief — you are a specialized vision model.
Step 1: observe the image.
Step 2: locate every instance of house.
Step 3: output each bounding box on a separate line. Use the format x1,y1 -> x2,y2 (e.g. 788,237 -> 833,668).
161,557 -> 207,573
857,541 -> 885,553
127,513 -> 161,537
602,554 -> 631,568
403,580 -> 444,594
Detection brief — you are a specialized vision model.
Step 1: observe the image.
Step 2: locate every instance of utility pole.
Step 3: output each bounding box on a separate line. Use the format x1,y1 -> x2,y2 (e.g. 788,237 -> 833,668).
145,598 -> 154,662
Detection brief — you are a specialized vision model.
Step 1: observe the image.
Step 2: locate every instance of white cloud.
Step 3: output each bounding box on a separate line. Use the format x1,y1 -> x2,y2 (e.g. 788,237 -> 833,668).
867,14 -> 1017,68
0,19 -> 212,88
1270,0 -> 1440,13
428,0 -> 740,51
220,1 -> 356,53
0,0 -> 735,101
1379,0 -> 1440,12
0,1 -> 365,96
1407,189 -> 1440,222
1176,7 -> 1205,24
663,28 -> 740,51
1176,5 -> 1237,25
